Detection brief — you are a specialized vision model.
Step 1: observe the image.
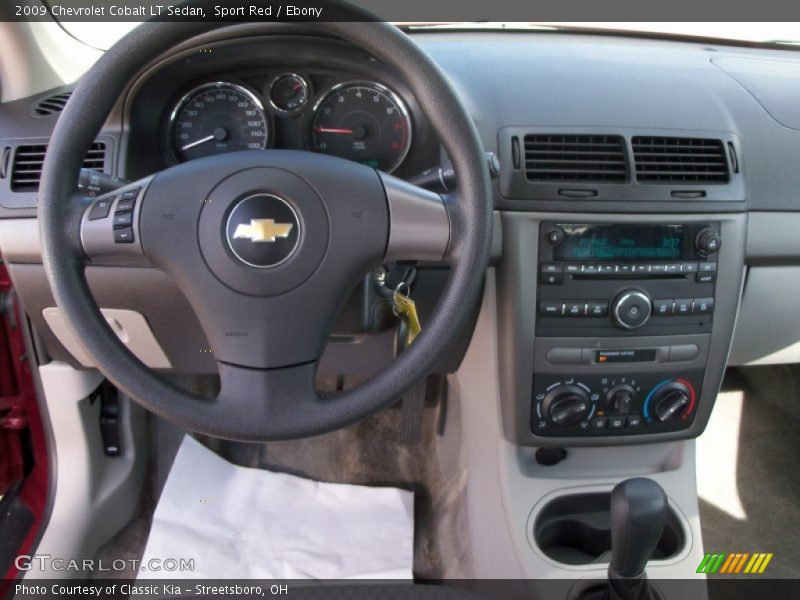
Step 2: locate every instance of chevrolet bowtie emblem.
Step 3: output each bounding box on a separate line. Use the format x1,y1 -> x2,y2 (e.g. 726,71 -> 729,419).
233,219 -> 294,243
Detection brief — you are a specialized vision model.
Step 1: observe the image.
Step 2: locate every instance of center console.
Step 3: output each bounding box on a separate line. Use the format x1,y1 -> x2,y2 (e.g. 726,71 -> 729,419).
496,212 -> 746,447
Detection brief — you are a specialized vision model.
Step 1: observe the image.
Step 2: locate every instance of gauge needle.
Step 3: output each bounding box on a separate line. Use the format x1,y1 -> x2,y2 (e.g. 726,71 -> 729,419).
181,134 -> 216,151
315,127 -> 353,134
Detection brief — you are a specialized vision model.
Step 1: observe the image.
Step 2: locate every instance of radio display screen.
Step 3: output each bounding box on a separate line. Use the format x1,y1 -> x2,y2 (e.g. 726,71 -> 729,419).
553,224 -> 688,261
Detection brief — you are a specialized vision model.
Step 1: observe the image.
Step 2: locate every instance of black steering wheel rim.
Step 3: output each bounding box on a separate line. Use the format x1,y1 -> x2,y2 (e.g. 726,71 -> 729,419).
39,19 -> 492,441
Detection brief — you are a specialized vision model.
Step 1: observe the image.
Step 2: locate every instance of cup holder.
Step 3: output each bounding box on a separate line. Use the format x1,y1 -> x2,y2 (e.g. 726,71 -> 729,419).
533,492 -> 685,566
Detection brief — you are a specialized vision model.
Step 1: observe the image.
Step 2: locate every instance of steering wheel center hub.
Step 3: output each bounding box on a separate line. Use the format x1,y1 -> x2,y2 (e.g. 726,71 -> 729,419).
194,164 -> 330,296
225,193 -> 300,268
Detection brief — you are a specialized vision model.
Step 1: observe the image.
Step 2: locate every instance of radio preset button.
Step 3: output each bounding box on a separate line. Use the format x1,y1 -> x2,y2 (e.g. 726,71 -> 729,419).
565,302 -> 586,317
653,299 -> 674,316
698,262 -> 718,272
674,298 -> 693,315
587,302 -> 609,317
680,262 -> 698,273
582,264 -> 600,275
665,263 -> 681,274
565,263 -> 581,274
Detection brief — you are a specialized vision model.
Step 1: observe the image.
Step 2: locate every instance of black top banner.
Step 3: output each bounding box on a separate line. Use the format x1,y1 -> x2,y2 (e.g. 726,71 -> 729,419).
2,0 -> 800,22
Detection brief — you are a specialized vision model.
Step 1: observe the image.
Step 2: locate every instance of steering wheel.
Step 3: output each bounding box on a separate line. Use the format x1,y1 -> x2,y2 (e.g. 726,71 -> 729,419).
38,20 -> 492,441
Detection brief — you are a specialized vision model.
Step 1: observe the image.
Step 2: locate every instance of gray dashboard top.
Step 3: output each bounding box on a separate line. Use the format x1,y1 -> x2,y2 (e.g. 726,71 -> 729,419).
412,32 -> 800,212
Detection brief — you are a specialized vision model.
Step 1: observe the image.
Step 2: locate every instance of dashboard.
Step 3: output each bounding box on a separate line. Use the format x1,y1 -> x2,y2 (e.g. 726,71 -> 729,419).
3,27 -> 800,448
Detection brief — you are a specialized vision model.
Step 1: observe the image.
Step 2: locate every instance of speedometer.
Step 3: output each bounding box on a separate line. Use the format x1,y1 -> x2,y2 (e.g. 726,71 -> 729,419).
170,82 -> 268,162
309,82 -> 412,173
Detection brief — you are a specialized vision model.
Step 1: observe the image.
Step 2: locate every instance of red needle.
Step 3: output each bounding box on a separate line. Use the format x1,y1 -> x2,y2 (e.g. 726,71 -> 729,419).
315,127 -> 353,134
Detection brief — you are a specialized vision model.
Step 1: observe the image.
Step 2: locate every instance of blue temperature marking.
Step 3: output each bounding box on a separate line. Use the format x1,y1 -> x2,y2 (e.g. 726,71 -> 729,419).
643,380 -> 672,421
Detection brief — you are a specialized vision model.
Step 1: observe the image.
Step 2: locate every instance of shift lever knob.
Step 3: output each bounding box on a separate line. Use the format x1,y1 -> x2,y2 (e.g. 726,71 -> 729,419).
609,478 -> 668,578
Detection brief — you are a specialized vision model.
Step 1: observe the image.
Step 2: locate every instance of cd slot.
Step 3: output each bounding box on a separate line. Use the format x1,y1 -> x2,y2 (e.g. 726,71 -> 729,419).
571,273 -> 687,281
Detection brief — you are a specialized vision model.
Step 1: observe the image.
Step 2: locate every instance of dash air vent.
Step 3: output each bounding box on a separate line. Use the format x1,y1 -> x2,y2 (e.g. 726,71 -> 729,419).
11,142 -> 107,192
32,92 -> 73,117
524,134 -> 628,183
632,137 -> 729,183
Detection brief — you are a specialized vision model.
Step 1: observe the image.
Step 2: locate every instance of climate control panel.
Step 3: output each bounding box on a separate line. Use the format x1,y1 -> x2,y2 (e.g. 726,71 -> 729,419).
532,371 -> 703,437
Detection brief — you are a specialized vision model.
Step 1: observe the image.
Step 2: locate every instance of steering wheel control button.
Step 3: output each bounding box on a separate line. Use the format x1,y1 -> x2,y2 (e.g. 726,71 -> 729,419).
88,197 -> 114,220
112,212 -> 133,228
113,227 -> 134,243
225,194 -> 300,268
116,191 -> 139,212
611,290 -> 652,330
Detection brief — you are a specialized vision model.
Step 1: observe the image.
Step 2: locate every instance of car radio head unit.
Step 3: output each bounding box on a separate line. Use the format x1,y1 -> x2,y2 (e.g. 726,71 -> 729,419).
537,221 -> 720,337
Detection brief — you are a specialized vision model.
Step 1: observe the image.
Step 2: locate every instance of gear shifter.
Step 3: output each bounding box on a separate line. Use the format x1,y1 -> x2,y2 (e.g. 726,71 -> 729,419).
606,478 -> 668,600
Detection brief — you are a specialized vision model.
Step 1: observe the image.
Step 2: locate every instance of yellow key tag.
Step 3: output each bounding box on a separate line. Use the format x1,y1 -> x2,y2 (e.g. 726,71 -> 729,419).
393,284 -> 422,347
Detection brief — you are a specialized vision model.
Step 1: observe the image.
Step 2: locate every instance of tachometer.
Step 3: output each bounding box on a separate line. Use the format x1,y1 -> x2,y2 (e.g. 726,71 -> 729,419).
171,82 -> 268,162
309,82 -> 412,172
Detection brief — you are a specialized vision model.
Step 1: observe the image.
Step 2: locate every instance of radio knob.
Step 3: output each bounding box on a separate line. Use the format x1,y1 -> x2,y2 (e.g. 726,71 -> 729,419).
651,382 -> 692,422
545,226 -> 566,246
611,290 -> 652,330
695,228 -> 721,255
544,385 -> 591,426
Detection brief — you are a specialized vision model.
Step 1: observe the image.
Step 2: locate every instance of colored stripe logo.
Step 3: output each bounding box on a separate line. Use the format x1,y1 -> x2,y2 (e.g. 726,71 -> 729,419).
697,552 -> 773,574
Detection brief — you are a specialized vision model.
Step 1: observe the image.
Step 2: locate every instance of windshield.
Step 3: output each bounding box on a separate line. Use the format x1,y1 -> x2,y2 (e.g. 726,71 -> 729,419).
60,21 -> 800,51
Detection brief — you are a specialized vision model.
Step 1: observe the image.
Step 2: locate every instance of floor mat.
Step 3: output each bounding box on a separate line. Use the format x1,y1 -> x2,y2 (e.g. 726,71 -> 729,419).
697,366 -> 800,579
140,435 -> 414,579
92,375 -> 471,579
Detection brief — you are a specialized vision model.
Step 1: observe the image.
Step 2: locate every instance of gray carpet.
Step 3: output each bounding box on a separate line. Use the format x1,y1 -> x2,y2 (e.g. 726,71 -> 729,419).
697,366 -> 800,579
92,375 -> 471,580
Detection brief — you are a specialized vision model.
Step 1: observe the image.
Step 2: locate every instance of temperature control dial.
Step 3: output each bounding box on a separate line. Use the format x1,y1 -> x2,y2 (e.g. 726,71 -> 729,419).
544,385 -> 592,426
644,379 -> 697,423
652,382 -> 692,422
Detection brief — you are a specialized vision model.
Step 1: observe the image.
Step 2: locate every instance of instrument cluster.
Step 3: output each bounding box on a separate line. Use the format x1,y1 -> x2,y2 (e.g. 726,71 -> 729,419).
167,73 -> 413,173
